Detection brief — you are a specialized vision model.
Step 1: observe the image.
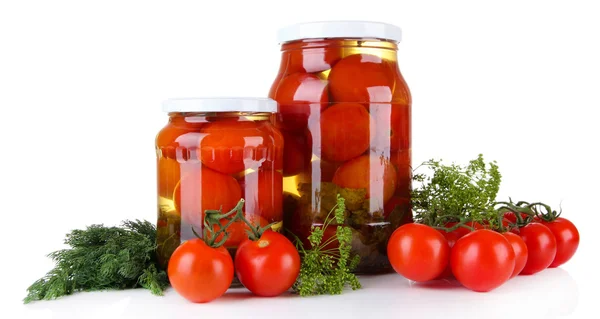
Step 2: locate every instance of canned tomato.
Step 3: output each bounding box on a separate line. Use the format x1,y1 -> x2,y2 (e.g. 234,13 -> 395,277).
155,98 -> 283,269
269,21 -> 412,273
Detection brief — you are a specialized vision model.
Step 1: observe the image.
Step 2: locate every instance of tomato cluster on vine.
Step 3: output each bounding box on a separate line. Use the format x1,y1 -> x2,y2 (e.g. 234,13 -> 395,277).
386,200 -> 580,292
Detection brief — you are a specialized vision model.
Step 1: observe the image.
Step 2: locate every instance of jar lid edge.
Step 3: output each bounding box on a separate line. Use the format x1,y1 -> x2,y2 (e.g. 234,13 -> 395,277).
162,97 -> 278,113
276,21 -> 402,44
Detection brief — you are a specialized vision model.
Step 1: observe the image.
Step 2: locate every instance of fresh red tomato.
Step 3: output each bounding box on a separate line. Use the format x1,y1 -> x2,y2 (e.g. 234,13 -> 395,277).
538,218 -> 579,268
270,73 -> 328,132
437,220 -> 487,281
518,223 -> 557,275
167,238 -> 234,303
235,231 -> 301,297
502,232 -> 528,278
173,167 -> 242,228
319,103 -> 373,162
451,230 -> 515,292
240,170 -> 283,222
435,230 -> 460,279
387,223 -> 450,282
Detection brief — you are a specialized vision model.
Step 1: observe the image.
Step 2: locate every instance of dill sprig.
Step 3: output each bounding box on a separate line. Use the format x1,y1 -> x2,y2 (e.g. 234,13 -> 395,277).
412,154 -> 502,228
24,220 -> 168,304
292,194 -> 361,296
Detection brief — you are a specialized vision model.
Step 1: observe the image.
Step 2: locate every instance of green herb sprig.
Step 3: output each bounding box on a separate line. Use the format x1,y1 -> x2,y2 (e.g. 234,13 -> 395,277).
292,194 -> 361,296
24,220 -> 168,304
412,154 -> 502,229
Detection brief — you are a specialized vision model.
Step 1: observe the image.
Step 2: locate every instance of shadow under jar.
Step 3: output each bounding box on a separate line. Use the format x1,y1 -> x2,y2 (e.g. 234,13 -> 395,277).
155,98 -> 284,280
269,21 -> 413,274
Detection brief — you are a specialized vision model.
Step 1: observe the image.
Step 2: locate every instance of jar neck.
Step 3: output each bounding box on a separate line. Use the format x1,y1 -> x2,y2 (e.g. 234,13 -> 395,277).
280,38 -> 398,52
168,112 -> 272,124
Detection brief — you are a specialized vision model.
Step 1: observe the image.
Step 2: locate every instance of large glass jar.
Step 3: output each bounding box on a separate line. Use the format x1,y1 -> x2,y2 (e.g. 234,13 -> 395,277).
155,98 -> 284,270
269,21 -> 413,273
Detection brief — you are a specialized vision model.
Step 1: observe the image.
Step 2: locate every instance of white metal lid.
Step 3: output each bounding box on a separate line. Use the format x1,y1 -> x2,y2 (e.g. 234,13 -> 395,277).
162,97 -> 278,113
276,21 -> 402,44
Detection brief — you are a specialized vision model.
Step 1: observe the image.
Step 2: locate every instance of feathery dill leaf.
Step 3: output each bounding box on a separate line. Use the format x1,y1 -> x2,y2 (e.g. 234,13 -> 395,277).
293,194 -> 361,296
24,220 -> 168,304
412,154 -> 502,227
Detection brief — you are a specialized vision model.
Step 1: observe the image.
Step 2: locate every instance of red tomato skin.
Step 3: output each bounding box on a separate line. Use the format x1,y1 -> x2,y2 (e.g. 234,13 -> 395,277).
502,232 -> 529,278
235,231 -> 301,297
436,230 -> 460,279
435,221 -> 478,279
539,218 -> 579,268
387,223 -> 450,282
450,230 -> 516,292
518,223 -> 557,275
167,239 -> 234,303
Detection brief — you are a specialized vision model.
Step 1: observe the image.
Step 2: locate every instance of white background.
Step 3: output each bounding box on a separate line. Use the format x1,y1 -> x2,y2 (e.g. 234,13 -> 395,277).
1,0 -> 599,318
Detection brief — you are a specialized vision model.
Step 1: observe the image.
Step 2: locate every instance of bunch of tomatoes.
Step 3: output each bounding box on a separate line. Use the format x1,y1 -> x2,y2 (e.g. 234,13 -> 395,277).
166,200 -> 301,303
386,203 -> 580,292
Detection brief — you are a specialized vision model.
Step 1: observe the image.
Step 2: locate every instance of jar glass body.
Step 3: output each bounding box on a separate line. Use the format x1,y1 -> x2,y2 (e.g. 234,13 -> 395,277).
269,38 -> 412,273
155,111 -> 284,269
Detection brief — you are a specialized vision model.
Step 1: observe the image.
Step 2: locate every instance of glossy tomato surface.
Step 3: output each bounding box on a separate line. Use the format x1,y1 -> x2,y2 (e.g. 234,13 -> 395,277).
235,231 -> 301,297
167,239 -> 234,303
503,231 -> 528,278
387,223 -> 450,282
450,230 -> 515,292
539,218 -> 579,268
436,230 -> 460,279
518,223 -> 557,275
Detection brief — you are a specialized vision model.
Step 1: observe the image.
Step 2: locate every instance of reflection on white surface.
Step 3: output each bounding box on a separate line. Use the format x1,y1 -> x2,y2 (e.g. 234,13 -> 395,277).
19,268 -> 578,319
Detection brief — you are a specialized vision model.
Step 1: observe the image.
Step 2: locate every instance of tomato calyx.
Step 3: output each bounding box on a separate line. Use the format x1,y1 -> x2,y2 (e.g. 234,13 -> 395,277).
529,202 -> 562,223
197,198 -> 278,247
431,217 -> 479,233
493,198 -> 561,231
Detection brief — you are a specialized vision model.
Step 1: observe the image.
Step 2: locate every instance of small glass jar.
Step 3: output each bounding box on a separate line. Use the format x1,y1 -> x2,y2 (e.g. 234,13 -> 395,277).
155,98 -> 284,269
269,21 -> 413,273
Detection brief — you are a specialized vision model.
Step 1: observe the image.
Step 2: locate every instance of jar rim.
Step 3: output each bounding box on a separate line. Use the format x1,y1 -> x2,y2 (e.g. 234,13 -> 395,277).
276,21 -> 402,44
162,97 -> 278,113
